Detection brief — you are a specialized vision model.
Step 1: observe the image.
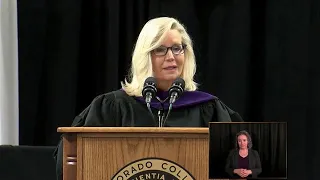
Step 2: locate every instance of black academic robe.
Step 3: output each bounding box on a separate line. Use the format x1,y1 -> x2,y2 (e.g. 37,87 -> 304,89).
53,89 -> 243,180
225,149 -> 262,178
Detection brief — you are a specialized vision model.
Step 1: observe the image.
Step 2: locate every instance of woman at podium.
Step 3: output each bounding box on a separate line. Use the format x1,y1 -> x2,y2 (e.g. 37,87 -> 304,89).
225,130 -> 262,178
53,16 -> 243,180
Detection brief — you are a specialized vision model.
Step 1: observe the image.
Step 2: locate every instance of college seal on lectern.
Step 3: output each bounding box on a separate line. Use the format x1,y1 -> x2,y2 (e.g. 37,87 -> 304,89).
111,157 -> 195,180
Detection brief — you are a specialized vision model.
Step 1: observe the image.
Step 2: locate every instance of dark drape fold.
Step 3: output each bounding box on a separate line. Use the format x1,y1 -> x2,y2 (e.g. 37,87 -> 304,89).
17,0 -> 320,179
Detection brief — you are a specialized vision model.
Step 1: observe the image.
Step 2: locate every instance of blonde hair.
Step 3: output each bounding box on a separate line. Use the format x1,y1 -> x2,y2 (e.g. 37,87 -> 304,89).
121,17 -> 198,97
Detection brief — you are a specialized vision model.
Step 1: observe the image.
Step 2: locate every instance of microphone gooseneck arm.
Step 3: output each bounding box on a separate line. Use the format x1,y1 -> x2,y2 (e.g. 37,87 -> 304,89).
155,96 -> 166,127
162,91 -> 178,126
142,77 -> 158,127
146,101 -> 157,127
162,78 -> 185,127
161,103 -> 172,127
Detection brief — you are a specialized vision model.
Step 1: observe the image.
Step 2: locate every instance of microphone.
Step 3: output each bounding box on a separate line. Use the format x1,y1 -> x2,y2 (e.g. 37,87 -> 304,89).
142,77 -> 157,106
142,77 -> 158,126
162,78 -> 185,127
168,78 -> 185,105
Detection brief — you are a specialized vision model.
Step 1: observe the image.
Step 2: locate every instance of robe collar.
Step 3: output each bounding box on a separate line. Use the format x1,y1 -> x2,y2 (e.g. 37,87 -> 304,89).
133,89 -> 217,110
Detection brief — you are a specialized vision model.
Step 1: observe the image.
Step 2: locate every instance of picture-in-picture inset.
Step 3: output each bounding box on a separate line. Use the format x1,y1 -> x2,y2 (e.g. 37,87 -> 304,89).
209,122 -> 287,179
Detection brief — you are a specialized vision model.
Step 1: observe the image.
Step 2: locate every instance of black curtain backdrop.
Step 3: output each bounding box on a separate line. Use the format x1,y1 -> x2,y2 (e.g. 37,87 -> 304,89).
209,122 -> 287,179
17,0 -> 320,179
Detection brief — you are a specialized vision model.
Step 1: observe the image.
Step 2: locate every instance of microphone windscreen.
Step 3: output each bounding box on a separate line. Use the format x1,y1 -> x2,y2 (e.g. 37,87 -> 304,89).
142,77 -> 157,98
144,77 -> 157,86
173,77 -> 185,90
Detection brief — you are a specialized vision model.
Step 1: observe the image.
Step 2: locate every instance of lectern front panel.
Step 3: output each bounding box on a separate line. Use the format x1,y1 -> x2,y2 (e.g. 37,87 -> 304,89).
77,132 -> 208,180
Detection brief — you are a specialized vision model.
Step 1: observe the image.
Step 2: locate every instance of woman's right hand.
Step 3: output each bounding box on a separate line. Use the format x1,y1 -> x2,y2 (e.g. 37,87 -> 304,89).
233,169 -> 244,176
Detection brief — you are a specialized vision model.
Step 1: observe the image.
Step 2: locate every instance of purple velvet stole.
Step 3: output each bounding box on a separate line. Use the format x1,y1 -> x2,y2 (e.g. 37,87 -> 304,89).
133,90 -> 217,110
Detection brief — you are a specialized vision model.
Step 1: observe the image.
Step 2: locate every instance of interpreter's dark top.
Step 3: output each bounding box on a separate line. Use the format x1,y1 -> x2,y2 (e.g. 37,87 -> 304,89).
238,154 -> 249,169
225,149 -> 262,178
53,89 -> 243,180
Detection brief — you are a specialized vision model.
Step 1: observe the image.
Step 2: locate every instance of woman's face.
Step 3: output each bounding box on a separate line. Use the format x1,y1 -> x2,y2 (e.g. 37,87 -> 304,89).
237,134 -> 248,149
151,29 -> 185,90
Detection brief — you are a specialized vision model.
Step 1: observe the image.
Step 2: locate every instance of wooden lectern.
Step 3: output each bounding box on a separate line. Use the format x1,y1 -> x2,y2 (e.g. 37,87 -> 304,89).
58,127 -> 209,180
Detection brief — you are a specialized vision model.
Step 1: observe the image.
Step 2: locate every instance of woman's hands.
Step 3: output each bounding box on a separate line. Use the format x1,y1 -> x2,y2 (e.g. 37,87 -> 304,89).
233,169 -> 252,177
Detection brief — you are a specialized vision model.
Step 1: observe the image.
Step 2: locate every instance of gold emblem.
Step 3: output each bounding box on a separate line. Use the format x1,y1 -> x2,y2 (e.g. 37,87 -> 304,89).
112,158 -> 195,180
